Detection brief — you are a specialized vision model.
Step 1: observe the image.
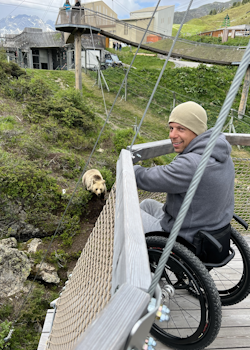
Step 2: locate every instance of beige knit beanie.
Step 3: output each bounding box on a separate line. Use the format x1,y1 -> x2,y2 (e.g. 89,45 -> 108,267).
169,101 -> 207,135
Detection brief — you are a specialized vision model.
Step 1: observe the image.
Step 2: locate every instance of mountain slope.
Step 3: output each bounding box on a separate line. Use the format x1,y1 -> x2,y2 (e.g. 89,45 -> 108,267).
174,0 -> 241,24
0,14 -> 54,35
172,2 -> 250,35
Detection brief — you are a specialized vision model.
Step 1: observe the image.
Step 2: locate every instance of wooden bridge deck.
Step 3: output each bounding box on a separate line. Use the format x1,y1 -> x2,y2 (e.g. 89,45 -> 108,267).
155,235 -> 250,350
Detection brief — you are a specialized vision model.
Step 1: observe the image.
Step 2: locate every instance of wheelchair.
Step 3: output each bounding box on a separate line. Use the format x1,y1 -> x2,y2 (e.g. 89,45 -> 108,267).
146,214 -> 250,350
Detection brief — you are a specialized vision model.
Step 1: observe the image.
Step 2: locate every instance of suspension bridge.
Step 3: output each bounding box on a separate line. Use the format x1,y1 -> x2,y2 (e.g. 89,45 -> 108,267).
55,7 -> 246,66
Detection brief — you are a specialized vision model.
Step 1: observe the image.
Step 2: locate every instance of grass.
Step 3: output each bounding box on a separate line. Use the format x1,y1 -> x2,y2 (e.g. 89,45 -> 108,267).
173,2 -> 250,36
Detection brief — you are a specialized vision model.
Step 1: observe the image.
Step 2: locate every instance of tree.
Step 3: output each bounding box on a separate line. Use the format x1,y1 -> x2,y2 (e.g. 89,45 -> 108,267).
222,14 -> 230,28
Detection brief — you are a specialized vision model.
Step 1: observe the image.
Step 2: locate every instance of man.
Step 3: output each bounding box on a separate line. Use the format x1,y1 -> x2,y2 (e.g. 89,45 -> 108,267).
134,101 -> 235,244
72,0 -> 81,24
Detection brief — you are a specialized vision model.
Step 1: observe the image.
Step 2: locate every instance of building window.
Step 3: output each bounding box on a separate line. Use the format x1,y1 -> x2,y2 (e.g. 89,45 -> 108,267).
33,56 -> 39,63
32,49 -> 39,69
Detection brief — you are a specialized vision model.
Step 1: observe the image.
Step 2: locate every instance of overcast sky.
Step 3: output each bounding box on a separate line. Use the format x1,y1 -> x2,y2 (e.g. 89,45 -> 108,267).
0,0 -> 232,23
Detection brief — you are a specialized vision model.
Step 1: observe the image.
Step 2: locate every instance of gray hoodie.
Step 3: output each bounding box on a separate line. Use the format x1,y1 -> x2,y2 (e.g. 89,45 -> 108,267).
134,129 -> 235,243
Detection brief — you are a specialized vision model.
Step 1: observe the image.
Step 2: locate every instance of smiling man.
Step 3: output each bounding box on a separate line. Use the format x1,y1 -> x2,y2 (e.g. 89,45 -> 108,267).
134,101 -> 235,244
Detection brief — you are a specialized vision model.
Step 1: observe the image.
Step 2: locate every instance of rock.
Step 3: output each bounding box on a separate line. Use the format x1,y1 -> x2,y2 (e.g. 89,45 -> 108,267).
35,262 -> 60,284
0,237 -> 17,248
0,245 -> 31,297
27,238 -> 42,254
8,222 -> 41,239
19,210 -> 27,223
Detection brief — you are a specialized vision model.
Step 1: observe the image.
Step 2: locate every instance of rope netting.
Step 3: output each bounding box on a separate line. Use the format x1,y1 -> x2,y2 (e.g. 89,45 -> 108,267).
45,157 -> 249,349
233,158 -> 250,230
46,187 -> 115,350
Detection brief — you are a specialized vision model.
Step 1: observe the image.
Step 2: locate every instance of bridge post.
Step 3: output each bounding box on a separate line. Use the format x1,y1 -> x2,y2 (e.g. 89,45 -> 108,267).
238,65 -> 250,120
74,30 -> 82,91
125,72 -> 127,101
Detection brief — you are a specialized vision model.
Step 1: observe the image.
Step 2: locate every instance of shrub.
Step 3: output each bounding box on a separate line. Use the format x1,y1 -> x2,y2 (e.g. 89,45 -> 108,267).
99,166 -> 115,190
0,48 -> 7,62
113,128 -> 146,154
0,321 -> 12,350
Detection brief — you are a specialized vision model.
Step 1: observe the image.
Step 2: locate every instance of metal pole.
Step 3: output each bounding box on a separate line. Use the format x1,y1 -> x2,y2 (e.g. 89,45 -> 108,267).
100,70 -> 110,91
85,49 -> 87,74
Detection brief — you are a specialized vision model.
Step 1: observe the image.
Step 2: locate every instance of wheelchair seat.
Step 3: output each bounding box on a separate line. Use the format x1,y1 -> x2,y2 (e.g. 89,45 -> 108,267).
193,224 -> 232,265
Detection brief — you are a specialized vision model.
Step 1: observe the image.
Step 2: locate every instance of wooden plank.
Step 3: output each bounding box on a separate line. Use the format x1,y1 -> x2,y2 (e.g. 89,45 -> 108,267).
37,334 -> 50,350
238,66 -> 250,119
37,309 -> 55,350
224,133 -> 250,146
112,149 -> 152,294
208,326 -> 250,348
129,135 -> 250,163
73,283 -> 151,350
220,308 -> 250,327
154,329 -> 250,350
128,139 -> 174,163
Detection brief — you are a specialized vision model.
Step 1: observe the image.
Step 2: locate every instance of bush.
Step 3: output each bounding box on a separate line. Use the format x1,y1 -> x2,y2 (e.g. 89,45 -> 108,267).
50,88 -> 96,130
99,167 -> 115,190
0,48 -> 7,62
24,86 -> 97,132
113,128 -> 146,154
0,321 -> 12,350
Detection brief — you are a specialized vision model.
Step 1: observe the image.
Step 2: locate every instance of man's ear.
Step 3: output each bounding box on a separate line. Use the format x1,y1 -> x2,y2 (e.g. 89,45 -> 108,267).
102,180 -> 106,184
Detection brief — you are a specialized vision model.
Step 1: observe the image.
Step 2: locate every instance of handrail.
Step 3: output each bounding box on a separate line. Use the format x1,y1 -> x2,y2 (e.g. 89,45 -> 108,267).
129,133 -> 250,162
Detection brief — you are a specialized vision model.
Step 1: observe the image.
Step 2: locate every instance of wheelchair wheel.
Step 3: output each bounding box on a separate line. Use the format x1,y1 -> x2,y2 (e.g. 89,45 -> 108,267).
209,227 -> 250,306
146,236 -> 221,350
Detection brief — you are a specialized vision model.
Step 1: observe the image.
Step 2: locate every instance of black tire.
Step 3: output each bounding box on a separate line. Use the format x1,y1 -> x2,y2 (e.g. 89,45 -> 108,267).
147,236 -> 222,350
209,227 -> 250,306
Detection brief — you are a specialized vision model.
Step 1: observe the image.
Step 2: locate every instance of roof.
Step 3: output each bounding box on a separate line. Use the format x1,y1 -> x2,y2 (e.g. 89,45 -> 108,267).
3,31 -> 64,50
122,17 -> 152,22
201,24 -> 250,34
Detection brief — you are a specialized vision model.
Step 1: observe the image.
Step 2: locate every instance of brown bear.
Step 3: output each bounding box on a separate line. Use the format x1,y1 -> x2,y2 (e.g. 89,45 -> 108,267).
82,169 -> 107,197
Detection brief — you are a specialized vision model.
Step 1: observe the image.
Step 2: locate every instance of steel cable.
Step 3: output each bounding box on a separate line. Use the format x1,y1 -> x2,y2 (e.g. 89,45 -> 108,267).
129,0 -> 194,149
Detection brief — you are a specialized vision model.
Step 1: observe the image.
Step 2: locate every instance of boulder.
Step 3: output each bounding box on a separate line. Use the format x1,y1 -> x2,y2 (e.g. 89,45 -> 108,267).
0,237 -> 17,248
27,238 -> 42,254
0,244 -> 31,297
35,262 -> 60,284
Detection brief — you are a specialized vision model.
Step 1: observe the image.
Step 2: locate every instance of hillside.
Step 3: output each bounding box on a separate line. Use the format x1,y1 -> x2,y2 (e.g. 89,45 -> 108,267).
1,49 -> 250,349
173,0 -> 239,24
173,2 -> 250,35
